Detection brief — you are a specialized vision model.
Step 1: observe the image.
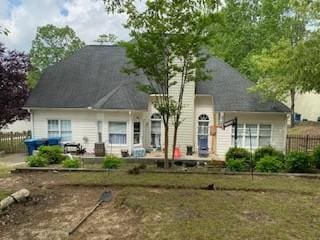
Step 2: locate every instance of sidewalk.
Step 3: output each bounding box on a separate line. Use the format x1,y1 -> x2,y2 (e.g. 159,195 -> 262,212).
0,153 -> 26,167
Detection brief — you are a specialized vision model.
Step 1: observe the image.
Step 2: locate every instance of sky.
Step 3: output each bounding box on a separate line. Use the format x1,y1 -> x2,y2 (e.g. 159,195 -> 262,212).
0,0 -> 131,52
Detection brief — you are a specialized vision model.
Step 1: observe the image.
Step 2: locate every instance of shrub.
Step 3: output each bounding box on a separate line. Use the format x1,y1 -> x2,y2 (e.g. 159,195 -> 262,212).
254,146 -> 284,164
286,151 -> 313,173
255,156 -> 283,172
26,155 -> 49,167
226,159 -> 246,172
62,158 -> 81,168
226,147 -> 251,161
102,155 -> 122,169
38,145 -> 64,164
226,147 -> 252,169
313,146 -> 320,169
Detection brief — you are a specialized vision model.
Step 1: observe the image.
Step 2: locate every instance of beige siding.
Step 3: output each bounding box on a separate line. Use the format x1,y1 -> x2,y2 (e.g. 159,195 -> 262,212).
168,70 -> 195,154
216,112 -> 288,160
286,92 -> 320,122
31,109 -> 147,155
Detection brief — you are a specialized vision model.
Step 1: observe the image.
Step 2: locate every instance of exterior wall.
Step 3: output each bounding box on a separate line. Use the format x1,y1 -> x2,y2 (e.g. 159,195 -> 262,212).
216,112 -> 288,160
168,63 -> 195,154
1,119 -> 31,133
286,92 -> 320,122
31,109 -> 147,155
194,96 -> 214,152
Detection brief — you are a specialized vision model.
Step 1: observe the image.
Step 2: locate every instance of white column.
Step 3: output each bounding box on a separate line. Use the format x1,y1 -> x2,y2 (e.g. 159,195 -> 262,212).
128,111 -> 133,155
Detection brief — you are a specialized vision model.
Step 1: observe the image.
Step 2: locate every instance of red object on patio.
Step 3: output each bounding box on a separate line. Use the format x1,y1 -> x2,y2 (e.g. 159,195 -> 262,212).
174,147 -> 182,159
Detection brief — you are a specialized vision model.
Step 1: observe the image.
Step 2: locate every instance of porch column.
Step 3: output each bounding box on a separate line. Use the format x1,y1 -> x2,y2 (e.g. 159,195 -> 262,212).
128,111 -> 133,155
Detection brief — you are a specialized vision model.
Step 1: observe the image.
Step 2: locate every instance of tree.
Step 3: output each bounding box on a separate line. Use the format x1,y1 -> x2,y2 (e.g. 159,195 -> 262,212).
0,26 -> 10,36
0,43 -> 30,129
250,0 -> 320,127
95,33 -> 117,45
209,0 -> 292,81
28,24 -> 85,88
120,1 -> 214,167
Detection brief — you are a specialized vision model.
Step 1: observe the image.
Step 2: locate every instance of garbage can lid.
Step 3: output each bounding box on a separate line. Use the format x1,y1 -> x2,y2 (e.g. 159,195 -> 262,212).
24,138 -> 37,143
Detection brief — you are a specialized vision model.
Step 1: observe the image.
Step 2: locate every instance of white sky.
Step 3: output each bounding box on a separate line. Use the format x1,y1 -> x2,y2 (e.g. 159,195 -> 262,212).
0,0 -> 131,52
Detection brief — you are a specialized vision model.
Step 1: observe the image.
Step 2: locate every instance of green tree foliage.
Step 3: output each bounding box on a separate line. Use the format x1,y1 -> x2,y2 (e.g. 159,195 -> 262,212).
95,33 -> 118,45
209,0 -> 291,81
0,26 -> 10,36
120,0 -> 215,167
28,24 -> 85,88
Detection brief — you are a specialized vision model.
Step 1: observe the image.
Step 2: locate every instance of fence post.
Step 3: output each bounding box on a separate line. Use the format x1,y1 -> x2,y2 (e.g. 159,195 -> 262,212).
305,135 -> 309,152
10,132 -> 14,153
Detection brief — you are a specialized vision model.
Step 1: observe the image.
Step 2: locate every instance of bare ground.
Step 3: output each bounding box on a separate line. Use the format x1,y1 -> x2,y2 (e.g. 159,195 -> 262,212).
0,175 -> 141,240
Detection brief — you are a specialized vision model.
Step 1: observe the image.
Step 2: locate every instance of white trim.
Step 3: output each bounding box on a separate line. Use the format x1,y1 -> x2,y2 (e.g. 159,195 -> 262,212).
24,107 -> 148,112
217,111 -> 290,114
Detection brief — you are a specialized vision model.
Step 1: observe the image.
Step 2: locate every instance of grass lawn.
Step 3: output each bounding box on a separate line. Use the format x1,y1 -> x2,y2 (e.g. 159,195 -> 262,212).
3,166 -> 320,239
58,170 -> 320,239
63,171 -> 320,194
116,187 -> 320,239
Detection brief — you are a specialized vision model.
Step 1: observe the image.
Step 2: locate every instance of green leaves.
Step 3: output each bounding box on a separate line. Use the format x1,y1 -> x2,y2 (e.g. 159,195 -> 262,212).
29,24 -> 85,88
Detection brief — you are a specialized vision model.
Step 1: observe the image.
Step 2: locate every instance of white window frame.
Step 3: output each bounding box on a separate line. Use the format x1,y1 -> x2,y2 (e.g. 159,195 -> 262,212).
133,121 -> 142,145
150,113 -> 161,149
108,121 -> 127,146
232,123 -> 272,149
48,119 -> 72,142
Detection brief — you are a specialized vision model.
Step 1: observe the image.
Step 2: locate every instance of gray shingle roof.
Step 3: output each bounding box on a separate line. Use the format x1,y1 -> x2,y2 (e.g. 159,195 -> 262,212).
26,45 -> 289,113
196,56 -> 290,113
25,45 -> 149,110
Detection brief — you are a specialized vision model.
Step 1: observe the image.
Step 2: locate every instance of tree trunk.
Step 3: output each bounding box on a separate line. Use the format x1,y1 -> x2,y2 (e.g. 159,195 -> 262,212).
164,125 -> 169,169
171,125 -> 178,163
290,88 -> 295,128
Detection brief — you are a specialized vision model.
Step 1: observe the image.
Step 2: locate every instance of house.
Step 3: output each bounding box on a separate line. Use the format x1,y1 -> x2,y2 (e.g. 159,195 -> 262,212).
25,45 -> 290,160
286,92 -> 320,123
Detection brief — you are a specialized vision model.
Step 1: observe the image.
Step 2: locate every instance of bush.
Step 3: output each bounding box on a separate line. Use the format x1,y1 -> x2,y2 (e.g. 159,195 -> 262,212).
286,151 -> 313,173
226,147 -> 251,161
254,146 -> 284,164
255,156 -> 283,172
313,146 -> 320,169
38,145 -> 64,164
226,159 -> 246,172
26,155 -> 49,167
226,147 -> 252,169
62,158 -> 81,168
102,155 -> 122,169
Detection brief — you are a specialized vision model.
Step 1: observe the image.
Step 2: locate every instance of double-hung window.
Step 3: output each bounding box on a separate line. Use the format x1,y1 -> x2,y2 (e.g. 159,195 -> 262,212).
259,124 -> 272,146
133,122 -> 141,145
232,123 -> 271,148
48,120 -> 72,142
109,122 -> 127,145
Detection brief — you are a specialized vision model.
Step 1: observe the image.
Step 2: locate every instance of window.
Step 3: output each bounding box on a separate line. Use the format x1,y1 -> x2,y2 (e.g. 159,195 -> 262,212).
134,122 -> 141,144
151,113 -> 161,148
259,124 -> 272,146
198,114 -> 209,149
97,121 -> 102,143
232,124 -> 271,148
48,120 -> 72,142
109,122 -> 127,145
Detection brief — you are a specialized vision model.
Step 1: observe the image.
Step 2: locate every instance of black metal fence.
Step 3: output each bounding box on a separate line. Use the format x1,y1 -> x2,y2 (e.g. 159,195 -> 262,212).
286,135 -> 320,153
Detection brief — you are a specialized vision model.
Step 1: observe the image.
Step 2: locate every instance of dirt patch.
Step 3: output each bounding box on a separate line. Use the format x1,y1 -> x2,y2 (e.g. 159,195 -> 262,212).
0,186 -> 141,240
288,121 -> 320,136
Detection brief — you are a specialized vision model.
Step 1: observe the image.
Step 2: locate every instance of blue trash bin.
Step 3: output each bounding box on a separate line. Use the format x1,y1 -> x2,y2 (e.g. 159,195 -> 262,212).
35,138 -> 48,149
24,139 -> 37,155
48,137 -> 62,146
